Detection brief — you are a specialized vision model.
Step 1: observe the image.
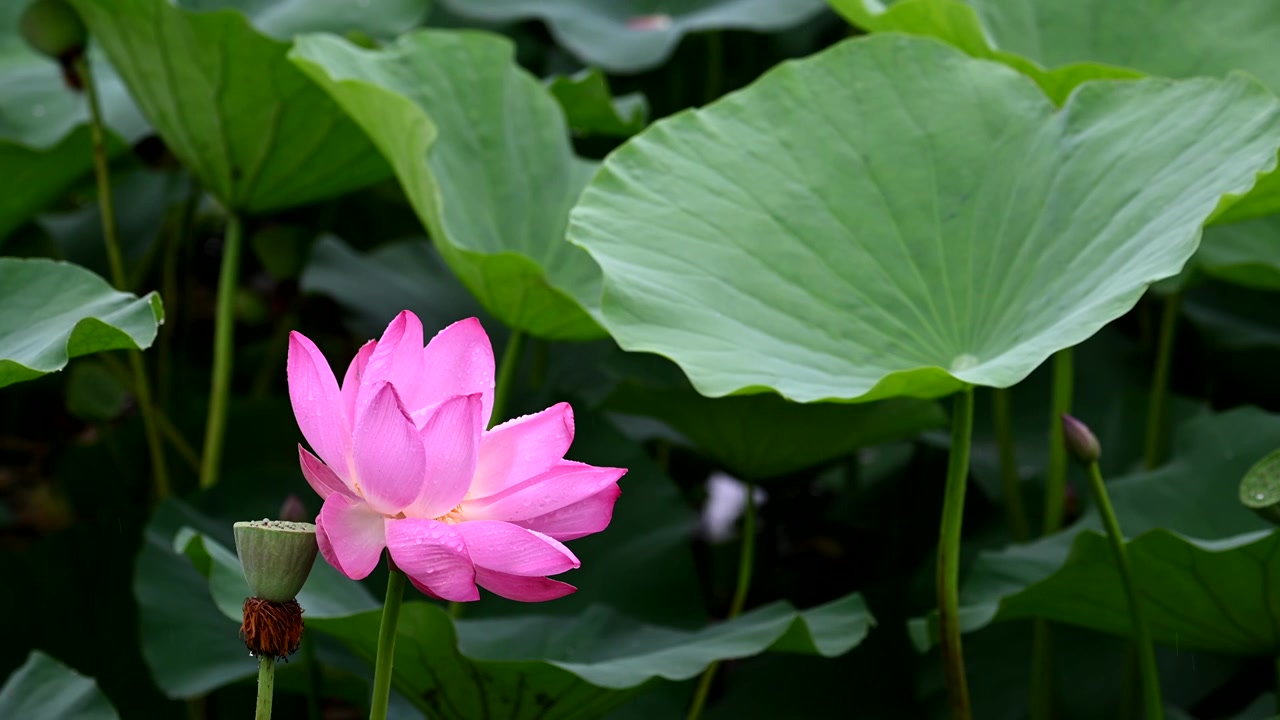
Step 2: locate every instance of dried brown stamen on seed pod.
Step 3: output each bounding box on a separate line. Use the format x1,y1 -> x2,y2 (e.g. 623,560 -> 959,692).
240,596 -> 305,660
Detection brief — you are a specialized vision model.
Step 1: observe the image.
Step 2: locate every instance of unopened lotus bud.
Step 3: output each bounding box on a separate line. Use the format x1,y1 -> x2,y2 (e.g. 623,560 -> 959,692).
1240,450 -> 1280,525
1060,414 -> 1101,465
19,0 -> 87,62
234,520 -> 318,603
278,494 -> 308,523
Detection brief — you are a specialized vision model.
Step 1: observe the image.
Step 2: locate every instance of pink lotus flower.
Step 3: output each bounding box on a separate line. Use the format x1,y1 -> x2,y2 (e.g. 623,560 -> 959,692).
286,311 -> 625,602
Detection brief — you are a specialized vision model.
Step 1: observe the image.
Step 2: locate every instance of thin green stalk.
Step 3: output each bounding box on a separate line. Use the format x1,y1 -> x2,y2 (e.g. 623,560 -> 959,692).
255,656 -> 275,720
1029,620 -> 1054,720
199,214 -> 243,489
992,387 -> 1029,542
98,353 -> 200,474
1085,461 -> 1162,720
490,330 -> 524,431
301,635 -> 322,720
370,566 -> 407,720
1041,349 -> 1074,534
77,54 -> 169,502
938,386 -> 975,719
686,481 -> 757,720
1144,293 -> 1181,471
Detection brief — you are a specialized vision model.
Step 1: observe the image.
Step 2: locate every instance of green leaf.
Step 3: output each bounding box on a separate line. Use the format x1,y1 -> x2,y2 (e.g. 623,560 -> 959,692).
298,234 -> 491,341
311,594 -> 873,719
1183,283 -> 1280,352
0,651 -> 119,720
439,0 -> 827,72
0,0 -> 144,240
607,383 -> 947,480
64,360 -> 127,421
910,408 -> 1280,656
826,0 -> 1280,223
0,258 -> 163,388
69,0 -> 390,214
290,30 -> 607,340
1195,216 -> 1280,292
548,69 -> 648,138
568,35 -> 1280,403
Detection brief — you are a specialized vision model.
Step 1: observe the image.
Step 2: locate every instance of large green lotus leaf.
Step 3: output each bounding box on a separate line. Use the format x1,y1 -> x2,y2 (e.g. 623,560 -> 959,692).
910,408 -> 1280,656
290,31 -> 606,341
1195,215 -> 1280,292
0,652 -> 118,720
0,258 -> 163,388
548,69 -> 648,138
310,594 -> 873,720
69,0 -> 390,214
607,383 -> 947,480
440,0 -> 827,72
568,35 -> 1280,404
827,0 -> 1280,223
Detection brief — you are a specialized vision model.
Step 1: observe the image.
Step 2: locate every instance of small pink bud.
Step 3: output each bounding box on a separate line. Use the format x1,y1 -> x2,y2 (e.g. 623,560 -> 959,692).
627,14 -> 672,31
1061,414 -> 1101,465
278,494 -> 308,523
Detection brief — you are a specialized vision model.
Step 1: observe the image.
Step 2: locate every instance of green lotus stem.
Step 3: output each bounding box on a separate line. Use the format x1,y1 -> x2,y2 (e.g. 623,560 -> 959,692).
76,53 -> 170,502
1082,460 -> 1162,718
95,352 -> 200,474
301,635 -> 322,720
490,330 -> 524,431
255,656 -> 274,720
370,564 -> 407,720
1144,292 -> 1180,470
199,213 -> 243,489
938,386 -> 975,719
1041,349 -> 1074,534
992,387 -> 1029,542
686,480 -> 757,720
1028,620 -> 1054,719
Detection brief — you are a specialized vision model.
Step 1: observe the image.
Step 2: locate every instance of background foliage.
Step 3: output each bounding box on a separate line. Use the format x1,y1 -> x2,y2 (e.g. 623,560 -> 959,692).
5,0 -> 1280,718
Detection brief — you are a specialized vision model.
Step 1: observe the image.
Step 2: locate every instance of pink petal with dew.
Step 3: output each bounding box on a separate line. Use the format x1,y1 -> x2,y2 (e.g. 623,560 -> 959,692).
357,311 -> 425,420
415,318 -> 495,426
405,393 -> 483,519
515,484 -> 621,541
475,568 -> 576,602
287,332 -> 349,472
457,520 -> 579,576
386,517 -> 479,602
469,403 -> 575,499
340,339 -> 376,428
317,493 -> 386,580
463,462 -> 626,523
352,382 -> 426,515
298,445 -> 357,500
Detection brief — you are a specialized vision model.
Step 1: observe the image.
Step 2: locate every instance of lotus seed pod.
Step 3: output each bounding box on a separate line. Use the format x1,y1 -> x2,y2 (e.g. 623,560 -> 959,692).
19,0 -> 87,61
1240,449 -> 1280,526
233,520 -> 318,603
1060,414 -> 1101,465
